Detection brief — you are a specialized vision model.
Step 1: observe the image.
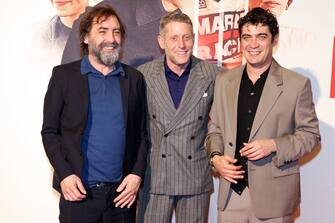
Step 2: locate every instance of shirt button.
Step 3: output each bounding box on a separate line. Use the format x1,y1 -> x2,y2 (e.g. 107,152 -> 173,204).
198,116 -> 203,120
250,92 -> 255,96
191,136 -> 195,140
247,127 -> 250,131
164,134 -> 169,137
162,154 -> 166,158
152,115 -> 156,119
188,155 -> 192,160
248,109 -> 252,113
229,142 -> 233,147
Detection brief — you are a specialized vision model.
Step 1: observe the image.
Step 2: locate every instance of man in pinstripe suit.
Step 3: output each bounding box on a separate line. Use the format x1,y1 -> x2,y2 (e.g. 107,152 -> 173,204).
136,11 -> 221,223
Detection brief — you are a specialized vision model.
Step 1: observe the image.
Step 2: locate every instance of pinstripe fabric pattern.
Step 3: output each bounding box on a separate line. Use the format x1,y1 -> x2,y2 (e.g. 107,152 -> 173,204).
139,193 -> 210,223
138,56 -> 220,195
137,56 -> 220,222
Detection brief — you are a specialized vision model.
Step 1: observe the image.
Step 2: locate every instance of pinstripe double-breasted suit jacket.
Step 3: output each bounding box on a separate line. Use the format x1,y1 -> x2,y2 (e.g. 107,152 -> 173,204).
138,56 -> 220,195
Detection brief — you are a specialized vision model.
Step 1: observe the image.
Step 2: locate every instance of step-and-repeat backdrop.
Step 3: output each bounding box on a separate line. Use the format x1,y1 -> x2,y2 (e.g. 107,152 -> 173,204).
0,0 -> 334,222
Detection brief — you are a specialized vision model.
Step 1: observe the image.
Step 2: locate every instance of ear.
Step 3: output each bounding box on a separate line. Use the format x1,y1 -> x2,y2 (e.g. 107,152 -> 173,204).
84,35 -> 89,44
157,35 -> 165,50
271,33 -> 279,46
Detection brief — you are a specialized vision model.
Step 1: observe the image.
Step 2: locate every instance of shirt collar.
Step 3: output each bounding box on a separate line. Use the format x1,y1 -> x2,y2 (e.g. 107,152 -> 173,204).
164,57 -> 192,79
243,64 -> 270,82
81,56 -> 125,77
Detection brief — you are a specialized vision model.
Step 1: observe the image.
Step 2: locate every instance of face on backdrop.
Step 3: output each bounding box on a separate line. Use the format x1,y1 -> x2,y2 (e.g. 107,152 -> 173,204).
84,16 -> 122,67
249,0 -> 291,17
158,21 -> 194,70
51,0 -> 88,17
240,23 -> 278,70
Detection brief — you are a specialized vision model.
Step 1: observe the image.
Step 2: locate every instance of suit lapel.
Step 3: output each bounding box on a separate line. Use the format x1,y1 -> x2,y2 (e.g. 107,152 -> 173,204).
76,61 -> 89,119
118,73 -> 129,125
146,57 -> 176,120
226,66 -> 244,140
249,60 -> 283,140
166,58 -> 211,133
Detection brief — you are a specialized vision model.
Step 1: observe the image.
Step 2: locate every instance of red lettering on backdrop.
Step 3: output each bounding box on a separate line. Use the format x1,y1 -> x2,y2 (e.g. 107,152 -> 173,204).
197,10 -> 244,69
331,36 -> 335,98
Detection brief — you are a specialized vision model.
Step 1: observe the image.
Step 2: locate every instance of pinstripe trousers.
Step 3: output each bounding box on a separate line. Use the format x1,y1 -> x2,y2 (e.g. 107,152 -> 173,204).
137,192 -> 210,223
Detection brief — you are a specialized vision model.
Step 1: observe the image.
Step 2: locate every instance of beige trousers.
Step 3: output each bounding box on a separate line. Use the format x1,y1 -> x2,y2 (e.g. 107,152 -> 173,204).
218,187 -> 292,223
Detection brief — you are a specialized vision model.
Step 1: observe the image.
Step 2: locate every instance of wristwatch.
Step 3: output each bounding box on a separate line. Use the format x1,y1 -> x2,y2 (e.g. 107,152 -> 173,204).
210,151 -> 223,167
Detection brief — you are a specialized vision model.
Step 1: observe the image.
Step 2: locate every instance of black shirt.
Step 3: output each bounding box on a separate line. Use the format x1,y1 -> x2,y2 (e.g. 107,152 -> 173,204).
231,66 -> 270,195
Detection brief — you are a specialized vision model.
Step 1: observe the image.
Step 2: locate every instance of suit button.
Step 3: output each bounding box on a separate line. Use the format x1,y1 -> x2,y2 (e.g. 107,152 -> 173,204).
188,155 -> 192,160
164,134 -> 168,137
198,116 -> 203,120
162,154 -> 166,158
152,115 -> 156,119
229,142 -> 233,147
191,136 -> 195,140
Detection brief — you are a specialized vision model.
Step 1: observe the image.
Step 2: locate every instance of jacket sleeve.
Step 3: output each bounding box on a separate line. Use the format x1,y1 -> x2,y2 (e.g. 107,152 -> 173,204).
41,68 -> 73,182
130,74 -> 149,179
273,78 -> 321,167
205,74 -> 225,158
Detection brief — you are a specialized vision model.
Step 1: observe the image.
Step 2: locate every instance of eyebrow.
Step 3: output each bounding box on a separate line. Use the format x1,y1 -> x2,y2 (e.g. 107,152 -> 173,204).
241,33 -> 269,37
97,26 -> 121,31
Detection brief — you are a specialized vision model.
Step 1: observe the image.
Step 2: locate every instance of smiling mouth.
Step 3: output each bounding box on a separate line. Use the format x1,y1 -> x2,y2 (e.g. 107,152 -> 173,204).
248,51 -> 261,56
175,51 -> 188,56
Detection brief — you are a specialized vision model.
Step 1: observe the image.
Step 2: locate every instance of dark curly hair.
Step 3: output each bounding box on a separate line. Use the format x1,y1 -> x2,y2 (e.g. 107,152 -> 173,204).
79,5 -> 126,56
238,7 -> 279,41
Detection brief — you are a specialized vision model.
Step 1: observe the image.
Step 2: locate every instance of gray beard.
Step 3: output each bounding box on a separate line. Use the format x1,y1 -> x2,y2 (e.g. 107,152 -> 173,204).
92,42 -> 121,67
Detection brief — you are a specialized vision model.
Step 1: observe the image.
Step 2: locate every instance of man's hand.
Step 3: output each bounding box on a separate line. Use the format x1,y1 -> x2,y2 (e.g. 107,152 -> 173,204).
211,155 -> 245,184
60,174 -> 87,201
240,139 -> 277,161
114,174 -> 141,208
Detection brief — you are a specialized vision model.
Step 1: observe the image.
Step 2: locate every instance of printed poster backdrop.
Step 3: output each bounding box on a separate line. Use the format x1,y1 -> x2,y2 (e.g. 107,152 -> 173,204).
0,0 -> 334,222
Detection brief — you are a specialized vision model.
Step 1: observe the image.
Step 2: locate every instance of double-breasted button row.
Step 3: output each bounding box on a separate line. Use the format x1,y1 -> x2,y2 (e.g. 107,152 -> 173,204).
161,154 -> 192,160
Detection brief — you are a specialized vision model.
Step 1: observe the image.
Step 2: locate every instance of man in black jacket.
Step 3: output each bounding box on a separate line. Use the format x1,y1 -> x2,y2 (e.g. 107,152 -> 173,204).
41,6 -> 147,223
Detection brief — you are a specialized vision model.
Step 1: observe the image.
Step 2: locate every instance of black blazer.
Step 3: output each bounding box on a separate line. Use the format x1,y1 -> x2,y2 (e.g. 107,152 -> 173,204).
41,60 -> 148,192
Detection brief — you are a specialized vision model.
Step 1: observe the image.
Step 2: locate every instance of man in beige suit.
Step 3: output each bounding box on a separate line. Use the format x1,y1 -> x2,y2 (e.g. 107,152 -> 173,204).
137,11 -> 220,223
206,7 -> 320,223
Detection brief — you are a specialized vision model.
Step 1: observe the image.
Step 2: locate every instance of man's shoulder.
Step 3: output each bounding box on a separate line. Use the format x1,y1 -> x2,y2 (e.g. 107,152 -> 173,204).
215,64 -> 244,82
273,61 -> 310,87
136,58 -> 162,76
121,62 -> 144,80
192,56 -> 222,79
53,59 -> 82,72
52,59 -> 82,78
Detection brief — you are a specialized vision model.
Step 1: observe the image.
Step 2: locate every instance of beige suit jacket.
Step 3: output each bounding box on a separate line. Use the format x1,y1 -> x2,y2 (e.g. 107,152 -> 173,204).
205,60 -> 320,218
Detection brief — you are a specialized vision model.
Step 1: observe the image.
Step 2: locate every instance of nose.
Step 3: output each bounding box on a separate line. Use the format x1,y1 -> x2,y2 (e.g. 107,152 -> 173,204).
177,38 -> 186,48
250,38 -> 259,48
105,31 -> 117,42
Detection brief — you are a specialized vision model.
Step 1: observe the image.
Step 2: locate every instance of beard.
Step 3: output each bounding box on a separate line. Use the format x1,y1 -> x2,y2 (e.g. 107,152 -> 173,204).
91,41 -> 121,67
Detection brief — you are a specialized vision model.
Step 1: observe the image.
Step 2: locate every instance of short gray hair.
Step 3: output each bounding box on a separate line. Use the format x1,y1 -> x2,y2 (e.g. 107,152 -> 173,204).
159,11 -> 193,35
